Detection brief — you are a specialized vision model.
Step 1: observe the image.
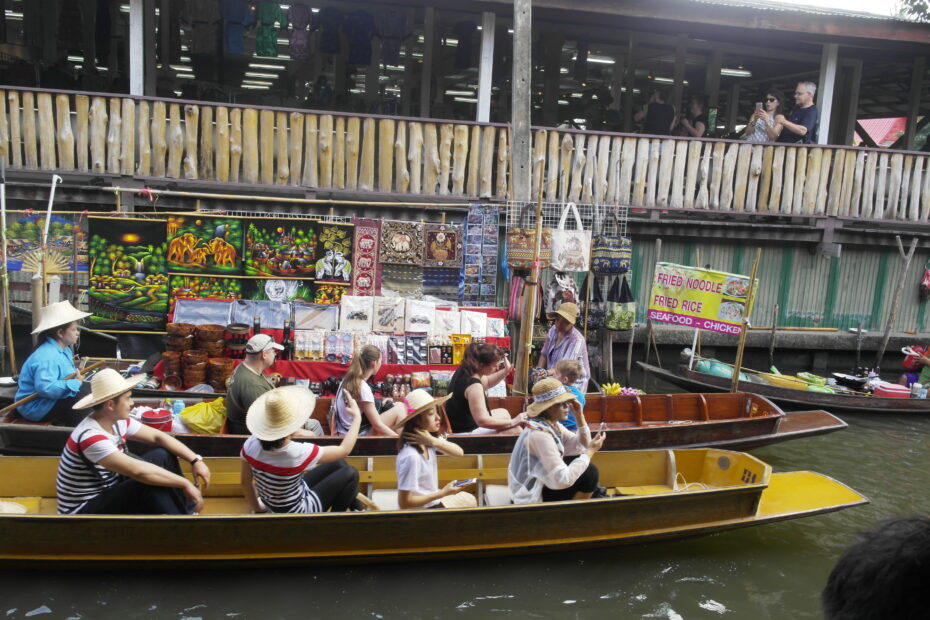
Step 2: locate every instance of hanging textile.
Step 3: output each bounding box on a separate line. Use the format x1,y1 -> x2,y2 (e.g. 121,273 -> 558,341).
288,4 -> 312,60
379,221 -> 424,266
423,224 -> 463,268
381,264 -> 423,299
452,21 -> 477,69
315,223 -> 354,283
317,7 -> 344,55
351,218 -> 381,296
377,11 -> 409,66
423,268 -> 460,303
255,1 -> 287,58
344,10 -> 376,66
181,0 -> 221,57
220,0 -> 254,57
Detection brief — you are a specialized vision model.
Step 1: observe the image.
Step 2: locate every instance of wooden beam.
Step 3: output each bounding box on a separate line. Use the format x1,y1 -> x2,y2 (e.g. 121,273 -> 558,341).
842,59 -> 863,146
477,11 -> 496,123
512,0 -> 532,202
817,43 -> 839,146
904,55 -> 926,151
705,50 -> 722,110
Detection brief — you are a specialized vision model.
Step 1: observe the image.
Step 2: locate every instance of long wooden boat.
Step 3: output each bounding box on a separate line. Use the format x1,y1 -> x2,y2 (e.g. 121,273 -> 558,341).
0,392 -> 846,456
639,362 -> 930,414
0,449 -> 868,567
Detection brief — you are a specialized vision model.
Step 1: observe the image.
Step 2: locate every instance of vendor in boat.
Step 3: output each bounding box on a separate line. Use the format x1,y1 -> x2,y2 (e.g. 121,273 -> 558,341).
241,385 -> 363,514
898,346 -> 930,387
15,301 -> 92,425
508,378 -> 606,504
446,342 -> 528,434
55,369 -> 211,515
226,334 -> 323,436
332,345 -> 407,437
534,303 -> 590,393
394,389 -> 476,509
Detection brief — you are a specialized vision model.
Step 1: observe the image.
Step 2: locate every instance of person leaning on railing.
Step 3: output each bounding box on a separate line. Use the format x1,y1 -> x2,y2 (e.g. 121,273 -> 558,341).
743,89 -> 785,143
776,81 -> 818,145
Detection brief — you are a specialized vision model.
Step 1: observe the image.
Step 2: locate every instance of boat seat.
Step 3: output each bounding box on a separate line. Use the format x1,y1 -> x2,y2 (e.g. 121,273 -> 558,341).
613,450 -> 679,496
0,497 -> 41,513
371,489 -> 400,511
484,484 -> 512,506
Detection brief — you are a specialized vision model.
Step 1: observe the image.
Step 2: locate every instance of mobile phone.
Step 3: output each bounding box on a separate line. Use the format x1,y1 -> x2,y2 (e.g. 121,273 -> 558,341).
453,478 -> 477,487
755,102 -> 763,110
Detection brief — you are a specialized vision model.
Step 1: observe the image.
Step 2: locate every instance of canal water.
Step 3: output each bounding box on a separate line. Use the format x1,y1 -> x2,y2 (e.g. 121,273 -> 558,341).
1,377 -> 928,618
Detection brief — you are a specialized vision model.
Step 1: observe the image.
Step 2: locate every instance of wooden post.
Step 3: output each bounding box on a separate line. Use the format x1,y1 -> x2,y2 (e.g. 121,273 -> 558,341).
477,12 -> 496,123
817,43 -> 839,146
395,121 -> 409,193
420,7 -> 435,118
301,114 -> 317,187
730,247 -> 762,393
89,96 -> 107,173
513,175 -> 546,395
106,98 -> 122,175
230,108 -> 243,183
55,95 -> 75,171
904,56 -> 926,151
288,112 -> 303,186
199,106 -> 213,180
705,50 -> 722,111
7,91 -> 20,168
332,116 -> 346,189
137,100 -> 151,176
875,236 -> 919,370
21,92 -> 37,169
259,109 -> 274,184
121,98 -> 136,175
644,239 -> 663,369
151,100 -> 166,176
346,116 -> 360,189
37,94 -> 56,170
167,103 -> 183,178
768,303 -> 778,369
511,0 -> 532,203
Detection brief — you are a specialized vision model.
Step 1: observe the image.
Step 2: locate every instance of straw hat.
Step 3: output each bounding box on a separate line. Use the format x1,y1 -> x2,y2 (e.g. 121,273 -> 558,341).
31,300 -> 91,335
391,388 -> 452,431
547,302 -> 578,325
440,491 -> 478,509
0,500 -> 27,514
526,377 -> 577,417
73,368 -> 147,409
247,385 -> 316,441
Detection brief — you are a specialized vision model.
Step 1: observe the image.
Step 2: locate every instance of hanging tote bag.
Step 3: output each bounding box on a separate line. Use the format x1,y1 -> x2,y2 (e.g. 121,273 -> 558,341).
506,203 -> 551,269
591,207 -> 632,275
605,275 -> 636,331
549,202 -> 592,272
578,273 -> 605,332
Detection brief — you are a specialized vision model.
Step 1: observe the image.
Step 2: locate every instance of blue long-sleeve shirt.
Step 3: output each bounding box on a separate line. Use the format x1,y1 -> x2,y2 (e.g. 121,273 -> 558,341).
15,338 -> 81,421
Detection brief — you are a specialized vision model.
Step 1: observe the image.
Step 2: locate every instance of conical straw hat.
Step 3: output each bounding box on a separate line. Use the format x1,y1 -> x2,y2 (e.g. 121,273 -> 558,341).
246,385 -> 316,441
31,301 -> 91,335
72,368 -> 146,409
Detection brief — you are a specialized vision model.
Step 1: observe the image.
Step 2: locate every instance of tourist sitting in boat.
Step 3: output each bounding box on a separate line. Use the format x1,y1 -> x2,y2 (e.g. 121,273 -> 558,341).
446,342 -> 528,434
15,301 -> 93,426
332,345 -> 408,437
898,345 -> 930,387
241,385 -> 362,514
56,369 -> 211,515
552,359 -> 585,431
533,302 -> 591,393
508,378 -> 606,504
226,334 -> 323,436
394,389 -> 476,509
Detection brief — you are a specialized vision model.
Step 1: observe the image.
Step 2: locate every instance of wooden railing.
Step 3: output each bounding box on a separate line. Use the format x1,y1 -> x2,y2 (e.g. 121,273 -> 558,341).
0,86 -> 927,222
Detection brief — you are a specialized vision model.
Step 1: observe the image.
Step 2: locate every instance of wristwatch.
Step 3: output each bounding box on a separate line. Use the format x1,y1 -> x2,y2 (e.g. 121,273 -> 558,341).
189,454 -> 203,465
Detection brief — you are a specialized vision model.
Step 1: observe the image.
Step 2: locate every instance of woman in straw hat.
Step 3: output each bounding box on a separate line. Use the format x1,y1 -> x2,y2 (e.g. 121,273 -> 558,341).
445,342 -> 528,434
508,378 -> 606,505
394,388 -> 476,509
15,300 -> 92,425
241,386 -> 363,513
55,368 -> 211,515
534,302 -> 591,393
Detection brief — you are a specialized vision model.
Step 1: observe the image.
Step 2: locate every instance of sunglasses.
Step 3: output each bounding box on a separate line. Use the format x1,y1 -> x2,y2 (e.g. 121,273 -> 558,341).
766,97 -> 777,103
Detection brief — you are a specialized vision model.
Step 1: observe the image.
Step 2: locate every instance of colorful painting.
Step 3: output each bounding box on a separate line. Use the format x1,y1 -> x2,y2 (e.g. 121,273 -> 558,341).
243,278 -> 314,302
315,222 -> 354,283
423,224 -> 462,268
169,275 -> 242,312
312,283 -> 346,305
351,218 -> 381,296
245,219 -> 317,277
166,215 -> 243,275
88,217 -> 169,330
5,214 -> 88,272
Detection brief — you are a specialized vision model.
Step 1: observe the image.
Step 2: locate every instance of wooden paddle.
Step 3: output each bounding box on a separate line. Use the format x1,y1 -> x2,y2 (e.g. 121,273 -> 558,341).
0,360 -> 107,417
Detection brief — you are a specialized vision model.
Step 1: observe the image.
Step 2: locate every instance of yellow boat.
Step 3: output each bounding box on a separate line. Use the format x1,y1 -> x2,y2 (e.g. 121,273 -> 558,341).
0,450 -> 867,567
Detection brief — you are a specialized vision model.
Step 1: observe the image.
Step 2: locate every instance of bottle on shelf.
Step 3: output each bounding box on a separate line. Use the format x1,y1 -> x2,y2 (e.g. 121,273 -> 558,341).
253,315 -> 261,338
281,319 -> 292,361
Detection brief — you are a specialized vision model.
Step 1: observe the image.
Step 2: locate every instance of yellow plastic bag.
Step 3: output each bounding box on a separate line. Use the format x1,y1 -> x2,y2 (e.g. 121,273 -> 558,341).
179,398 -> 226,434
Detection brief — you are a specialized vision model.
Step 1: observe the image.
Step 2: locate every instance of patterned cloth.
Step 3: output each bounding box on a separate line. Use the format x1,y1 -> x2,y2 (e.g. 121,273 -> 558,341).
377,11 -> 409,65
351,218 -> 381,296
381,264 -> 423,298
255,1 -> 286,57
379,221 -> 424,265
423,224 -> 463,268
288,4 -> 312,60
220,0 -> 254,56
423,268 -> 460,303
181,0 -> 221,56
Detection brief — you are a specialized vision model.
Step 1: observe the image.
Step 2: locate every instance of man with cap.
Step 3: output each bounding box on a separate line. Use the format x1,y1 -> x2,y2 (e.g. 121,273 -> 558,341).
225,334 -> 323,436
534,302 -> 591,393
15,300 -> 92,425
55,368 -> 211,514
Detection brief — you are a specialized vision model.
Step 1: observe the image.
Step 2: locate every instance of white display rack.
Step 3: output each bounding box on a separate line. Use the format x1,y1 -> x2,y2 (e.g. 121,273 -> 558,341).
505,201 -> 628,236
196,209 -> 353,224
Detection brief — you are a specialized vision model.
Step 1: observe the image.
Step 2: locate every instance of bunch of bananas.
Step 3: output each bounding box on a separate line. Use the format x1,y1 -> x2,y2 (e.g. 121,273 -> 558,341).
602,382 -> 623,395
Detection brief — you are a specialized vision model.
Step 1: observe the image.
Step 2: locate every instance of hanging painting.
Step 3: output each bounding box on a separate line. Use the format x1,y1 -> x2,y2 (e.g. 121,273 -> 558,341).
243,278 -> 314,302
166,214 -> 243,275
311,282 -> 346,304
379,220 -> 424,265
244,218 -> 318,277
351,218 -> 381,296
88,217 -> 169,330
422,223 -> 463,268
5,213 -> 88,272
315,222 -> 354,283
169,275 -> 242,312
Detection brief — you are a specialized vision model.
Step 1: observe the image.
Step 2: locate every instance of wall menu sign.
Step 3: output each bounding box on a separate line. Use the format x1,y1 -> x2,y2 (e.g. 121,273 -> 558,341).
647,262 -> 756,335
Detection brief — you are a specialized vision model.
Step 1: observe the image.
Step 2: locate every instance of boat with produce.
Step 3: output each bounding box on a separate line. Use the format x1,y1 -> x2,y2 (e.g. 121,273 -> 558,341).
639,360 -> 930,414
0,448 -> 868,567
0,391 -> 846,456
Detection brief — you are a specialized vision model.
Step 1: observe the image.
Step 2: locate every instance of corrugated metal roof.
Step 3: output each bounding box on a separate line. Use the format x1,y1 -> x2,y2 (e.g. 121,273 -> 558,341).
684,0 -> 906,22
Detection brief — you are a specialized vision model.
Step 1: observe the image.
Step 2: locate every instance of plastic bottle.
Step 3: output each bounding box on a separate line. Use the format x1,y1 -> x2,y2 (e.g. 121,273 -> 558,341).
172,399 -> 186,416
920,385 -> 929,399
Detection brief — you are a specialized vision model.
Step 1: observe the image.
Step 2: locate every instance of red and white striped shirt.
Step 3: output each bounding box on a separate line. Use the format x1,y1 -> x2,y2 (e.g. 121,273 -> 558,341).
241,436 -> 323,513
56,417 -> 142,514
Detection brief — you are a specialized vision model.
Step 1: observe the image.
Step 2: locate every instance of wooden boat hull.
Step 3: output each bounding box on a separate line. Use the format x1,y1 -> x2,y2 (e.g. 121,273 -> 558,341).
639,363 -> 930,414
0,451 -> 868,567
0,393 -> 847,456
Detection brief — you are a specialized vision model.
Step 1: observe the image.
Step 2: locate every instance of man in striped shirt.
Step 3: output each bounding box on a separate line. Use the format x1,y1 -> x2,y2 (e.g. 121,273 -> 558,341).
56,369 -> 211,515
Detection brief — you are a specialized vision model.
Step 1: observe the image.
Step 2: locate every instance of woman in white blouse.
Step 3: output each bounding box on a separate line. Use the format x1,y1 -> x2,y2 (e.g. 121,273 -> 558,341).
508,378 -> 606,504
743,89 -> 784,143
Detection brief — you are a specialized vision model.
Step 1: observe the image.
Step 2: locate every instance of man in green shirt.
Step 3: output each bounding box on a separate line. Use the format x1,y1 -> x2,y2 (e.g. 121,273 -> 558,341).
226,334 -> 322,436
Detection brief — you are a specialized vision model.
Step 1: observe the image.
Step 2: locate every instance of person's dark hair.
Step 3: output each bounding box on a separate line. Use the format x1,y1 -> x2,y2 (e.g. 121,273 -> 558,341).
822,516 -> 930,620
35,323 -> 73,350
765,89 -> 784,115
259,437 -> 287,450
690,93 -> 709,112
653,87 -> 668,103
459,342 -> 504,376
395,411 -> 435,452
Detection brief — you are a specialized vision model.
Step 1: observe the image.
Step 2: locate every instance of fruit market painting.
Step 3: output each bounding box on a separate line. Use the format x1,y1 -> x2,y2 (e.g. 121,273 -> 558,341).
166,215 -> 242,275
244,219 -> 318,278
4,213 -> 88,272
87,217 -> 169,330
169,275 -> 243,312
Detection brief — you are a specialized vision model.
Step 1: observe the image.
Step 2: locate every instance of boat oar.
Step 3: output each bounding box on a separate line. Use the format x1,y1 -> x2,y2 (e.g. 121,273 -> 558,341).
855,321 -> 863,371
768,303 -> 778,370
0,360 -> 107,418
